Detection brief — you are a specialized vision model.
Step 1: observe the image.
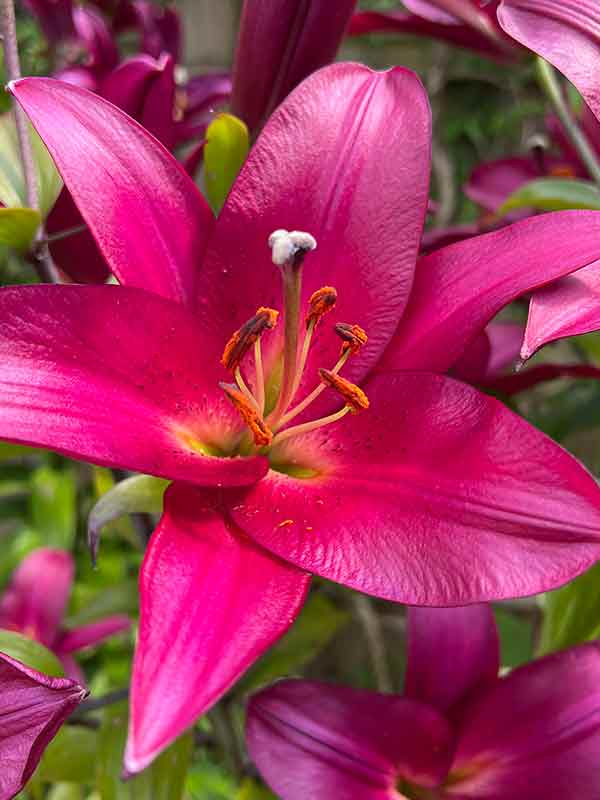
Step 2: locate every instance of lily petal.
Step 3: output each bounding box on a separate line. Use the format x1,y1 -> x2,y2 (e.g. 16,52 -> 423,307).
381,210 -> 600,373
452,321 -> 525,384
246,679 -> 454,800
57,616 -> 131,654
450,642 -> 600,799
197,63 -> 431,397
10,77 -> 213,307
522,260 -> 600,360
405,606 -> 499,714
230,371 -> 600,605
465,157 -> 542,212
0,284 -> 268,486
73,6 -> 118,75
0,653 -> 86,800
0,549 -> 73,649
498,0 -> 600,121
125,483 -> 309,774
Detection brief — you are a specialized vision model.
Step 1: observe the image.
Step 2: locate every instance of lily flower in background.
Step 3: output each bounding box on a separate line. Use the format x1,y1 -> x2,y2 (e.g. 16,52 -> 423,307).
349,0 -> 520,61
0,548 -> 130,683
230,0 -> 357,135
6,65 -> 600,773
247,605 -> 600,800
0,652 -> 86,800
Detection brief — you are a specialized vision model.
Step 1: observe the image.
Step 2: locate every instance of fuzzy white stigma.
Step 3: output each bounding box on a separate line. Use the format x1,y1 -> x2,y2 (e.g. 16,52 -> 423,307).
268,229 -> 317,266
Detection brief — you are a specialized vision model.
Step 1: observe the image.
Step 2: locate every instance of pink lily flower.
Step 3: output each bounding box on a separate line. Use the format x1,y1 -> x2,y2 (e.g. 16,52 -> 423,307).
247,605 -> 600,800
0,548 -> 130,684
230,0 -> 357,134
349,0 -> 520,61
0,652 -> 86,800
6,66 -> 600,773
19,0 -> 75,44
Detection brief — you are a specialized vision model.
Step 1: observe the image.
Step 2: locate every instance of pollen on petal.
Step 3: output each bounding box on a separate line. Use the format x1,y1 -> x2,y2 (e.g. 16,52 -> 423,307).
220,383 -> 273,447
318,369 -> 369,413
221,307 -> 279,371
306,286 -> 337,328
335,322 -> 368,355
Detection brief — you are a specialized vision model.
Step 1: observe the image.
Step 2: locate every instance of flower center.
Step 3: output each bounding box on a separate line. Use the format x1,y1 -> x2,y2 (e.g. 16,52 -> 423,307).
219,229 -> 369,455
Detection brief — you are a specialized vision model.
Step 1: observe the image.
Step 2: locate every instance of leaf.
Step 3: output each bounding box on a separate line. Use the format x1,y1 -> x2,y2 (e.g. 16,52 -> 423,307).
494,607 -> 533,667
185,756 -> 237,800
0,629 -> 64,676
0,112 -> 62,216
0,207 -> 40,250
499,178 -> 600,214
97,704 -> 193,799
204,113 -> 249,214
30,465 -> 77,549
237,592 -> 349,693
538,560 -> 600,655
237,779 -> 277,800
36,726 -> 97,783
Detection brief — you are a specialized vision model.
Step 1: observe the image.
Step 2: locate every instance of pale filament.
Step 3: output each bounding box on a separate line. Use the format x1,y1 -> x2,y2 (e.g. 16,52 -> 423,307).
234,367 -> 260,412
271,406 -> 351,448
254,337 -> 266,415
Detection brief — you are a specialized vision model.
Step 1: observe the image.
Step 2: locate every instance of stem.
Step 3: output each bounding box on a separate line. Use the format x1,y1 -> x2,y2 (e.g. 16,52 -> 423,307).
268,265 -> 302,425
70,688 -> 129,718
536,57 -> 600,188
42,222 -> 88,244
352,594 -> 392,693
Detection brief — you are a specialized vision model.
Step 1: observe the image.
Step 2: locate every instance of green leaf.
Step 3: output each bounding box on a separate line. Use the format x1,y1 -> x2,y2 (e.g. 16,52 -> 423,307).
238,592 -> 349,693
0,206 -> 40,250
538,561 -> 600,655
97,704 -> 193,799
204,113 -> 249,214
0,441 -> 41,460
0,629 -> 64,676
0,112 -> 62,216
185,756 -> 237,800
30,465 -> 77,549
499,178 -> 600,214
494,607 -> 533,667
237,779 -> 277,800
36,727 -> 97,783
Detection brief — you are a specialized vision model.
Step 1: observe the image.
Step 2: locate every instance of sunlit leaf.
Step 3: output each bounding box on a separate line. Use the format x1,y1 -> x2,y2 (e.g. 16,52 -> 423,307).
204,113 -> 249,214
0,206 -> 40,250
0,629 -> 64,676
500,178 -> 600,214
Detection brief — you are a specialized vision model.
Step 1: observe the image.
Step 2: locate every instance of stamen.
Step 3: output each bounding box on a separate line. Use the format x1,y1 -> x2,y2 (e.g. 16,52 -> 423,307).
306,286 -> 337,328
335,323 -> 368,355
221,307 -> 279,371
319,369 -> 369,413
221,383 -> 273,447
271,406 -> 351,447
234,367 -> 260,411
254,337 -> 266,414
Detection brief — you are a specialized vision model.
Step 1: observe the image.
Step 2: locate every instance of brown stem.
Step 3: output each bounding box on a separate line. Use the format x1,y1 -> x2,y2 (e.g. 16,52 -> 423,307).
352,594 -> 393,693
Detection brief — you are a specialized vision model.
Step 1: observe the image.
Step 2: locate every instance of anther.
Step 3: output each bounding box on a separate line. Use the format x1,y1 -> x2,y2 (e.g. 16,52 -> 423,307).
306,286 -> 337,328
318,369 -> 369,413
221,307 -> 279,371
220,383 -> 273,447
335,323 -> 368,355
268,229 -> 317,268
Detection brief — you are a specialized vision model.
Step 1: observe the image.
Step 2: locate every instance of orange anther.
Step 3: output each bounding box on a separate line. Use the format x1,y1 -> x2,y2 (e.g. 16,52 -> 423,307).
306,286 -> 337,328
318,369 -> 369,413
221,307 -> 279,371
220,383 -> 273,447
335,323 -> 368,355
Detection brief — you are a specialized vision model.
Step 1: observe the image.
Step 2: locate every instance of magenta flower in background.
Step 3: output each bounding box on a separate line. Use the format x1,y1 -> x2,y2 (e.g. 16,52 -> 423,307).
19,0 -> 75,43
247,605 -> 600,800
0,548 -> 130,683
5,65 -> 600,772
0,652 -> 86,800
230,0 -> 357,134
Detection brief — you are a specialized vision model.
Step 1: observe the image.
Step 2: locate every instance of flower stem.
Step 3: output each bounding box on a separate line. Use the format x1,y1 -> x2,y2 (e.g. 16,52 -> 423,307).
535,57 -> 600,189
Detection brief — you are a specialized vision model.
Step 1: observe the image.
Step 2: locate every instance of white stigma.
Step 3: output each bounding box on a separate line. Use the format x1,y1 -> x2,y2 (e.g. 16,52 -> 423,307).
268,229 -> 317,266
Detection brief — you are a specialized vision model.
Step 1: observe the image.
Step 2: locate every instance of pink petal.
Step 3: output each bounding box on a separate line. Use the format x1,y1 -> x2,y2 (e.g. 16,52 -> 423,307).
229,371 -> 600,604
73,6 -> 118,75
57,615 -> 131,654
522,260 -> 600,360
465,157 -> 542,212
452,321 -> 525,384
0,653 -> 86,799
0,549 -> 73,649
246,679 -> 454,800
449,642 -> 600,799
381,210 -> 600,374
498,0 -> 600,122
10,77 -> 213,308
125,483 -> 310,774
197,63 -> 431,401
0,284 -> 268,487
405,606 -> 499,714
20,0 -> 75,43
230,0 -> 356,133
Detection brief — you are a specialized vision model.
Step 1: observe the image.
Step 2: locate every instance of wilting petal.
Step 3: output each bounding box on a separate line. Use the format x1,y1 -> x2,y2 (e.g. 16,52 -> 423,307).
465,157 -> 542,212
230,371 -> 600,604
0,653 -> 86,800
498,0 -> 600,121
231,0 -> 356,133
73,6 -> 118,75
125,484 -> 309,774
381,210 -> 600,373
197,63 -> 431,396
405,606 -> 499,714
10,77 -> 213,308
0,285 -> 268,486
522,260 -> 600,360
0,549 -> 73,649
57,616 -> 130,654
247,679 -> 454,800
449,642 -> 600,799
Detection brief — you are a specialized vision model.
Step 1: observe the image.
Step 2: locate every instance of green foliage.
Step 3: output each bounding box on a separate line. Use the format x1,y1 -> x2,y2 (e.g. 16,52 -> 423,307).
500,178 -> 600,213
495,607 -> 533,668
36,727 -> 98,784
538,561 -> 600,655
204,113 -> 249,214
0,629 -> 64,676
30,465 -> 77,549
0,207 -> 40,250
237,779 -> 278,800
